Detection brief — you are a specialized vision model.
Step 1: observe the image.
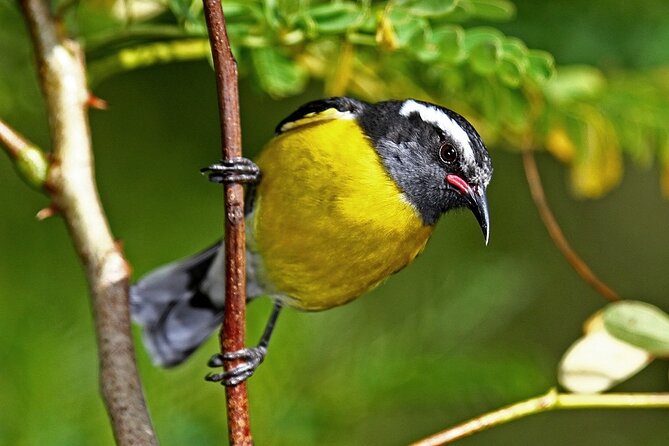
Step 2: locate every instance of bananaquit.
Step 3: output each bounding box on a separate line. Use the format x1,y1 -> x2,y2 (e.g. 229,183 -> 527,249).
131,97 -> 493,385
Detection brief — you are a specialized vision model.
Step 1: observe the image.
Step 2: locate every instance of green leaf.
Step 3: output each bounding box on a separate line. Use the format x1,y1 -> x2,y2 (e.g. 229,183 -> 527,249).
357,12 -> 377,34
416,25 -> 464,64
276,0 -> 302,20
501,37 -> 527,65
464,28 -> 502,75
220,2 -> 258,19
498,38 -> 527,87
438,2 -> 473,23
498,58 -> 521,87
167,0 -> 192,20
305,2 -> 363,34
469,42 -> 499,76
402,0 -> 458,18
251,47 -> 307,97
387,9 -> 428,49
544,65 -> 605,103
467,0 -> 516,21
558,328 -> 652,394
526,49 -> 555,84
463,27 -> 504,52
603,301 -> 669,355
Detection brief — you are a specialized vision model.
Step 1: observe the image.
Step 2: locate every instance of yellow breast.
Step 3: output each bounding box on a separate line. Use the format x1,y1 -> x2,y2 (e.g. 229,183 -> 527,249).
250,118 -> 433,311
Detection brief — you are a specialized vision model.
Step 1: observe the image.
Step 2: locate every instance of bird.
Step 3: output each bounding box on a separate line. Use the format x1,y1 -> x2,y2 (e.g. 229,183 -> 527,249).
130,97 -> 493,385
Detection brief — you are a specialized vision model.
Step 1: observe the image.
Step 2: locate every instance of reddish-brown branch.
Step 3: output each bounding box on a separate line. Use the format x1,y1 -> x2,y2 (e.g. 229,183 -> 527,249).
18,1 -> 156,444
522,150 -> 621,302
201,1 -> 252,444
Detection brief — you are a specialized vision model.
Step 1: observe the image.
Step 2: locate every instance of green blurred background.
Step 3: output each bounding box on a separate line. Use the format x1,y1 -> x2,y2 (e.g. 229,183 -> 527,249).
1,1 -> 669,444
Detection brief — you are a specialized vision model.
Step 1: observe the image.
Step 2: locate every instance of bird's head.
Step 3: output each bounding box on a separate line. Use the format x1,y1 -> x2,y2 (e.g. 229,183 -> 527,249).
359,99 -> 493,243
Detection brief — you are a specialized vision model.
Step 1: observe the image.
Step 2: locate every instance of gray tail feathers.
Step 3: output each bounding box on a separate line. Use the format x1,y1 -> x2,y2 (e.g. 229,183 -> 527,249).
130,243 -> 226,367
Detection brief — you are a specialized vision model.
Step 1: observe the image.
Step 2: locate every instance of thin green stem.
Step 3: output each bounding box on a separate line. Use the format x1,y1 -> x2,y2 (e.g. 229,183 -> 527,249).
85,25 -> 203,53
556,392 -> 669,409
0,118 -> 48,189
88,38 -> 210,86
411,389 -> 669,445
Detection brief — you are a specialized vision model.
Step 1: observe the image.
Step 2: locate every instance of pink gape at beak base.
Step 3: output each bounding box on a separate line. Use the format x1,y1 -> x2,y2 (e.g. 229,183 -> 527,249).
446,174 -> 471,195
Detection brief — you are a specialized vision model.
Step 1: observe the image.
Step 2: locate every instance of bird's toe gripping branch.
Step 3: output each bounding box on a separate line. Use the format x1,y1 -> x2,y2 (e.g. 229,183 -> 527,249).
205,346 -> 268,387
201,157 -> 261,184
205,303 -> 282,386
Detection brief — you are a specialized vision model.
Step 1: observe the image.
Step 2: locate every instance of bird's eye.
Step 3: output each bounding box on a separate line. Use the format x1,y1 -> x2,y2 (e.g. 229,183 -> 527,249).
439,143 -> 458,164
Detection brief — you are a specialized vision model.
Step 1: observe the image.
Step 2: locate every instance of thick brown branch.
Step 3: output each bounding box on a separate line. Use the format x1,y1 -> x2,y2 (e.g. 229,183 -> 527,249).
17,0 -> 157,444
201,1 -> 252,444
522,150 -> 621,302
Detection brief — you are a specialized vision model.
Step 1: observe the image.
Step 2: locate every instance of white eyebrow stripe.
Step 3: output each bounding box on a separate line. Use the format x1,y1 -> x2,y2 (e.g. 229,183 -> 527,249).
399,100 -> 475,165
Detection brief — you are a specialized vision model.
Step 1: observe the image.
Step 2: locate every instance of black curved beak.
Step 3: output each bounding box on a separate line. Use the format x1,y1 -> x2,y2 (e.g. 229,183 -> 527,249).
446,175 -> 490,245
465,186 -> 490,245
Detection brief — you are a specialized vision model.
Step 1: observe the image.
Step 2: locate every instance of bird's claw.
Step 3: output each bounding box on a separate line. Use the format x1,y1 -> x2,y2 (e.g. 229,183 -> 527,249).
201,157 -> 261,184
205,346 -> 267,386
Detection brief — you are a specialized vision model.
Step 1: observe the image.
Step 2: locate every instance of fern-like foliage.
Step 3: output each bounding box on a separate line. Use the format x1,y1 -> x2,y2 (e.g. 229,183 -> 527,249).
78,0 -> 669,198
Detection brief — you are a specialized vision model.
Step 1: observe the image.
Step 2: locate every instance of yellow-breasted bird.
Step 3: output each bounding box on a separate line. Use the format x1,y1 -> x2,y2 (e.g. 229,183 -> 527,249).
131,97 -> 493,385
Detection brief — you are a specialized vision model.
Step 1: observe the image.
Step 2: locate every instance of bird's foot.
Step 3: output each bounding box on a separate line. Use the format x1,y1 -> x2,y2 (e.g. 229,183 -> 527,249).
204,346 -> 267,386
201,157 -> 261,184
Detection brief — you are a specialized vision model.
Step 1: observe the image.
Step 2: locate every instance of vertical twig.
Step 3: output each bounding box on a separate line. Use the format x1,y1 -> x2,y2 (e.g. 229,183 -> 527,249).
17,0 -> 157,444
522,150 -> 621,302
201,1 -> 252,444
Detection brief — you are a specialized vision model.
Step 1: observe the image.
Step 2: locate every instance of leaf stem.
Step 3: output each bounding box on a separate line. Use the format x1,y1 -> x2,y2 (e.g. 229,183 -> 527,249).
85,24 -> 203,53
87,38 -> 210,86
0,118 -> 48,189
522,149 -> 621,302
411,389 -> 669,445
201,0 -> 252,444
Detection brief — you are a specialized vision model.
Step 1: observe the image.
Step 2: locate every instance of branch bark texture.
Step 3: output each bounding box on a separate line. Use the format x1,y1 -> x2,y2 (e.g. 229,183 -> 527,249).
201,1 -> 252,444
18,0 -> 156,444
